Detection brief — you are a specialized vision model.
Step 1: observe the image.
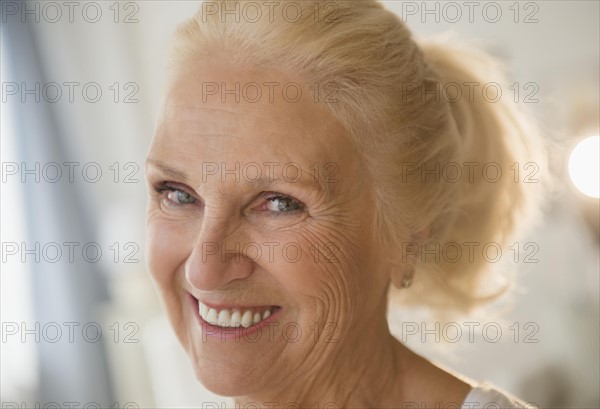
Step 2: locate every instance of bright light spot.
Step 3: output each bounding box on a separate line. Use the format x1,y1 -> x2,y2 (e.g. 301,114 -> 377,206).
569,135 -> 600,199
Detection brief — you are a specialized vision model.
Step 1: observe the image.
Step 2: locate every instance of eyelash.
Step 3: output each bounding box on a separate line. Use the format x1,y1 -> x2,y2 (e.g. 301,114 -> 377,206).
153,182 -> 305,215
154,183 -> 196,208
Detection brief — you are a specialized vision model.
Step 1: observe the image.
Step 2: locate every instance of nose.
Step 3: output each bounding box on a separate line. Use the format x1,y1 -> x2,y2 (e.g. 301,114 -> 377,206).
184,213 -> 254,292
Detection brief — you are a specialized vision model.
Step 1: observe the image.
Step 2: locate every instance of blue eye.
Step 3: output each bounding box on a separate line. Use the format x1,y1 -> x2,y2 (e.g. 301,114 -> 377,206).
265,195 -> 304,213
168,189 -> 195,205
153,183 -> 303,214
155,184 -> 197,206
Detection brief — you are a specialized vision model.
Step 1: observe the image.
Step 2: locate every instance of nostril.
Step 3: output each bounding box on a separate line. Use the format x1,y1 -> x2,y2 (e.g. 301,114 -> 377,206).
184,243 -> 255,292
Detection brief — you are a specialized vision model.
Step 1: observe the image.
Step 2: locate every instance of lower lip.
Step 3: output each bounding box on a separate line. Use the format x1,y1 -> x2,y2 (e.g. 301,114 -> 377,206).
189,294 -> 282,341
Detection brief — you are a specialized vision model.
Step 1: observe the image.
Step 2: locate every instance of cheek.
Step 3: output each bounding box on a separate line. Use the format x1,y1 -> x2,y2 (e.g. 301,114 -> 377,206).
146,213 -> 201,347
146,213 -> 193,288
260,227 -> 364,323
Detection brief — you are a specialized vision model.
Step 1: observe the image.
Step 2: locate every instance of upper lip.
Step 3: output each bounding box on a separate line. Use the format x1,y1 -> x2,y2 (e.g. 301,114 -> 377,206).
191,294 -> 281,310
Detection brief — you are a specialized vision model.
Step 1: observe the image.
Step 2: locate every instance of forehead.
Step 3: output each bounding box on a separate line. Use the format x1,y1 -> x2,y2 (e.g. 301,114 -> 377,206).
152,60 -> 352,168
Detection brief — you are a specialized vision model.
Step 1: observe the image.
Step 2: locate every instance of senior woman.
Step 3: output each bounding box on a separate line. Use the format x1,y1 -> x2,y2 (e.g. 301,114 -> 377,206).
145,1 -> 542,407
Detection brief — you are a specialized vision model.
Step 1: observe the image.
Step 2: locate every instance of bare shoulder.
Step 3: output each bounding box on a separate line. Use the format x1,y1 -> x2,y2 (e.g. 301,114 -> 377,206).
395,344 -> 534,409
463,382 -> 537,408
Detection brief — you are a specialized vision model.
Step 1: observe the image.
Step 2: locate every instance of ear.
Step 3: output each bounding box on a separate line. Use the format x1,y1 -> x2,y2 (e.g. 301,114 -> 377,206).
389,226 -> 430,289
390,263 -> 414,289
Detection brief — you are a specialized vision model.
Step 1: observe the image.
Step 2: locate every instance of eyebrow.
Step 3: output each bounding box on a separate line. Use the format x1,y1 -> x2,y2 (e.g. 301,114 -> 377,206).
145,158 -> 331,196
146,158 -> 189,182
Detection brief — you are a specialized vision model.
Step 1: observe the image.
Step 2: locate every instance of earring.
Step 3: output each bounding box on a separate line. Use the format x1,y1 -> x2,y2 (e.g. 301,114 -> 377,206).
401,276 -> 413,289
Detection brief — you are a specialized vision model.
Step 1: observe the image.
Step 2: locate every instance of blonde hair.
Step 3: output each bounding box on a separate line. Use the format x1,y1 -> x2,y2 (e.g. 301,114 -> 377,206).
169,1 -> 547,313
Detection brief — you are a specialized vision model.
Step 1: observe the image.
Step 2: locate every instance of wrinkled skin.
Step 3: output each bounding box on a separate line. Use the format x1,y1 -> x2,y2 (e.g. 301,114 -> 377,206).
145,59 -> 471,408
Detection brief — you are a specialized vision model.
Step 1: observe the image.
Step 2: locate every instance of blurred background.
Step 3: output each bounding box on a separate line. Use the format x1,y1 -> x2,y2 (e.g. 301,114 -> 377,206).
1,1 -> 598,408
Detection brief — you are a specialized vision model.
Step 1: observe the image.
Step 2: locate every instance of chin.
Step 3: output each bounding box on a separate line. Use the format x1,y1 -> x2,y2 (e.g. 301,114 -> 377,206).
192,361 -> 264,397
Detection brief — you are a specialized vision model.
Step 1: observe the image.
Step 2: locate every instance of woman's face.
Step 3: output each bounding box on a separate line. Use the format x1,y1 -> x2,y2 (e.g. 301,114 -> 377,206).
145,59 -> 392,398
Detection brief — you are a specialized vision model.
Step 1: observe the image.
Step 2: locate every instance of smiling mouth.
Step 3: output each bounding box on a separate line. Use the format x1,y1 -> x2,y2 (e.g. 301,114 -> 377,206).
197,300 -> 281,329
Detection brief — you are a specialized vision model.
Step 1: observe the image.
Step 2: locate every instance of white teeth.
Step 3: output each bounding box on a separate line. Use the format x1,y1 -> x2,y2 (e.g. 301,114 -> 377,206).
217,310 -> 231,327
241,310 -> 253,328
197,301 -> 277,329
230,310 -> 241,328
207,308 -> 218,324
253,312 -> 262,324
